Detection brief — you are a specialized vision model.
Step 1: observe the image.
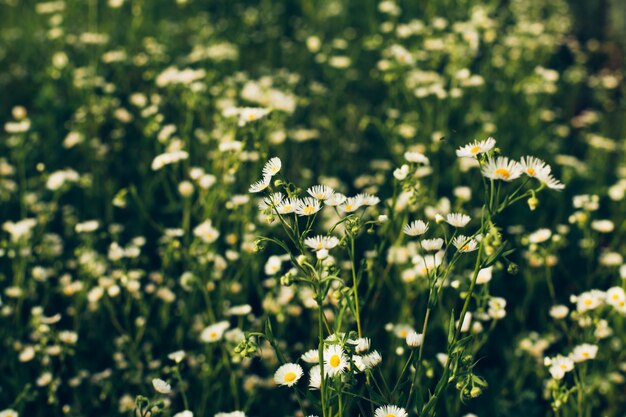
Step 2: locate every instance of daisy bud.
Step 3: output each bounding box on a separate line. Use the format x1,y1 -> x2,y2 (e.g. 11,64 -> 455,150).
280,274 -> 292,286
13,105 -> 27,119
527,196 -> 539,211
507,263 -> 519,275
178,181 -> 194,197
435,213 -> 445,223
470,387 -> 482,397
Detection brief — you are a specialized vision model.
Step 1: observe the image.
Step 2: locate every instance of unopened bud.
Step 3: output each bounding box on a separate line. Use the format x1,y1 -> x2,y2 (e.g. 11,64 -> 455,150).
178,181 -> 194,197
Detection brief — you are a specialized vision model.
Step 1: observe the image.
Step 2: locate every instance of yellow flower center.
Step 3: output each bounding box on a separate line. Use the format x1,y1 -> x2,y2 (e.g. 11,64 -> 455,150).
386,414 -> 397,417
462,244 -> 470,251
582,352 -> 589,358
584,299 -> 593,306
470,145 -> 481,154
344,204 -> 353,211
303,206 -> 315,215
399,330 -> 407,338
284,372 -> 297,382
560,364 -> 568,370
494,168 -> 510,179
248,114 -> 256,120
527,168 -> 536,176
330,354 -> 341,367
210,331 -> 217,338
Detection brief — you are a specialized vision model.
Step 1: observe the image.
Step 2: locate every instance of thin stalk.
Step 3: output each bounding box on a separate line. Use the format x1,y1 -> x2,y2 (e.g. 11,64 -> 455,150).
174,367 -> 190,411
318,296 -> 327,417
349,235 -> 363,337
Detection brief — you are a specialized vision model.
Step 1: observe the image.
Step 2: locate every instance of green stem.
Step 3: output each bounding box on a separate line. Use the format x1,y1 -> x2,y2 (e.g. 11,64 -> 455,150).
318,295 -> 327,417
349,235 -> 363,337
174,367 -> 190,411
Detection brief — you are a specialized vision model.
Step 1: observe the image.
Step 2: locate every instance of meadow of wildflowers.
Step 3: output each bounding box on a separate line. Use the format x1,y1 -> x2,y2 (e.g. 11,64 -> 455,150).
1,1 -> 625,417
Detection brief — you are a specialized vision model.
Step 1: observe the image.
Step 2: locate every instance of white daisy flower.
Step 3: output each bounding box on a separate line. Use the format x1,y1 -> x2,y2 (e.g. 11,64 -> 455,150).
546,355 -> 574,380
0,410 -> 19,417
481,156 -> 523,181
452,235 -> 478,253
547,305 -> 568,320
352,355 -> 367,372
393,324 -> 415,339
152,378 -> 171,394
262,157 -> 282,177
456,137 -> 496,158
421,238 -> 444,251
301,349 -> 320,364
606,287 -> 626,308
200,321 -> 230,343
591,219 -> 614,233
374,405 -> 408,417
576,290 -> 604,312
168,350 -> 186,364
358,193 -> 381,206
340,196 -> 364,213
193,220 -> 220,243
296,197 -> 322,216
324,345 -> 349,376
528,228 -> 552,243
445,213 -> 471,228
476,267 -> 493,284
309,365 -> 323,390
238,107 -> 271,126
570,344 -> 598,363
519,156 -> 551,178
488,297 -> 507,320
274,363 -> 303,387
275,198 -> 298,214
249,176 -> 271,193
304,235 -> 340,251
174,411 -> 193,417
307,185 -> 335,200
362,351 -> 382,368
406,331 -> 423,347
325,193 -> 347,206
151,150 -> 189,171
403,220 -> 429,236
537,172 -> 565,190
226,304 -> 252,316
354,337 -> 371,353
404,151 -> 430,164
215,411 -> 246,417
394,165 -> 410,180
259,192 -> 284,210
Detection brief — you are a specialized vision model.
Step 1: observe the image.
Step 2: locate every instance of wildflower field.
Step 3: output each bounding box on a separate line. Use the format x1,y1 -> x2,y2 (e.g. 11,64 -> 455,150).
1,0 -> 626,416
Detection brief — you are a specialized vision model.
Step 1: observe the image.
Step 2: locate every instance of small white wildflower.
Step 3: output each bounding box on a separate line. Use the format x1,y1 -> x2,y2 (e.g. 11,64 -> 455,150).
152,378 -> 171,394
403,220 -> 429,236
274,363 -> 303,387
